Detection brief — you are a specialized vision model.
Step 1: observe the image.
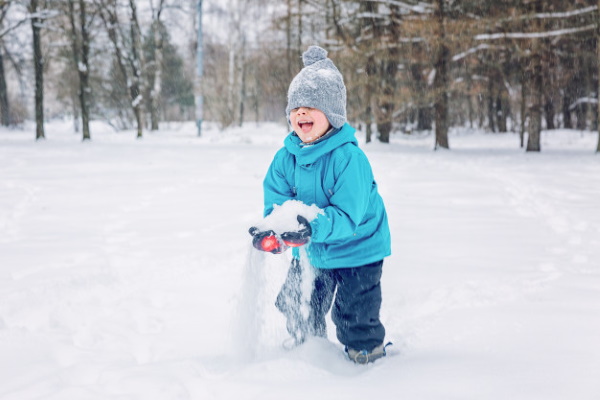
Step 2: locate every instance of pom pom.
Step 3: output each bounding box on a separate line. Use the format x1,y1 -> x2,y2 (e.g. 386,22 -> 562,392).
302,46 -> 328,67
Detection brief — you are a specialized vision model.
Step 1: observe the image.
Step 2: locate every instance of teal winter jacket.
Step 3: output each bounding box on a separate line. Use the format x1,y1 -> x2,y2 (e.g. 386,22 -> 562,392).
263,123 -> 391,269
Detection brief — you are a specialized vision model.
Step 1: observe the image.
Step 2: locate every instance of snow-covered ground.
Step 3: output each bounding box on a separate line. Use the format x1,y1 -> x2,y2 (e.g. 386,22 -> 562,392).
1,120 -> 599,399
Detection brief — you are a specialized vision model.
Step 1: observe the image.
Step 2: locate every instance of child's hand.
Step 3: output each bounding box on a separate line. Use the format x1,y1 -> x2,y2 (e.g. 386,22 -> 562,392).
248,227 -> 286,254
280,215 -> 312,247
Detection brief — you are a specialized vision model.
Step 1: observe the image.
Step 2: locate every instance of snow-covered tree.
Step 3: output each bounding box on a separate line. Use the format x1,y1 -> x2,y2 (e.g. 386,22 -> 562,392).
147,0 -> 165,131
0,1 -> 13,126
96,0 -> 146,138
66,0 -> 92,140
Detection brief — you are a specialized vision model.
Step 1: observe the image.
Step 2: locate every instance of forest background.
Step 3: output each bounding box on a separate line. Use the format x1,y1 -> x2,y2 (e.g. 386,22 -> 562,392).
1,0 -> 600,152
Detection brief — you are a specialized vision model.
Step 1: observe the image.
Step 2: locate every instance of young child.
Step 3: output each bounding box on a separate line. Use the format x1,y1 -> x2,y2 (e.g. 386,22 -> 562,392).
249,45 -> 391,364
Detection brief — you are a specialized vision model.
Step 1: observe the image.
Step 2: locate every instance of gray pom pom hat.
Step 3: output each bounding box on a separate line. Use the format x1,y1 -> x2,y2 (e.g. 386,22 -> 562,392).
286,46 -> 347,129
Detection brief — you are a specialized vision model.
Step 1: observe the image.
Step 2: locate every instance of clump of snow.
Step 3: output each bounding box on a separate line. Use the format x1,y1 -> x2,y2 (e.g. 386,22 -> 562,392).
297,247 -> 316,320
232,248 -> 269,361
233,246 -> 317,361
254,200 -> 323,233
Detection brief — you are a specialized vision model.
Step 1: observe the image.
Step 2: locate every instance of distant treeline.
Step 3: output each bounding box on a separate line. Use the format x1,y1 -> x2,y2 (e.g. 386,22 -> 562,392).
1,0 -> 599,151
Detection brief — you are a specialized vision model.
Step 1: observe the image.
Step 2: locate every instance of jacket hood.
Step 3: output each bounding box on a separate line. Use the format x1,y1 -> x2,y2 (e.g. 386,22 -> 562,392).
283,123 -> 358,165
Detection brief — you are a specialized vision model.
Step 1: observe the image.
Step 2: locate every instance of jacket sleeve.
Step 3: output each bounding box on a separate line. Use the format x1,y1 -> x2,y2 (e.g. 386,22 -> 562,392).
310,147 -> 374,243
263,148 -> 295,217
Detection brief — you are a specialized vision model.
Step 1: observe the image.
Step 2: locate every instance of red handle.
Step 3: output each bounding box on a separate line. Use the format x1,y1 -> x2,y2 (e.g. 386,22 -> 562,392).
261,235 -> 282,252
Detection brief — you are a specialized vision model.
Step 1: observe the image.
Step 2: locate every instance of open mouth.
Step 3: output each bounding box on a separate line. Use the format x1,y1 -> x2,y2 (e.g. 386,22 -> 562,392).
298,121 -> 313,133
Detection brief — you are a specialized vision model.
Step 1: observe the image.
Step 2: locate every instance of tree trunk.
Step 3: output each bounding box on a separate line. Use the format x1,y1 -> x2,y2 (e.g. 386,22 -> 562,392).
410,61 -> 432,130
68,0 -> 91,140
0,4 -> 9,126
520,75 -> 526,148
562,85 -> 572,129
544,96 -> 555,130
433,0 -> 449,149
477,92 -> 485,128
526,1 -> 542,152
129,0 -> 144,138
542,39 -> 555,132
98,0 -> 136,134
72,94 -> 80,133
238,35 -> 246,127
149,5 -> 164,131
376,57 -> 397,143
487,83 -> 496,132
0,47 -> 9,126
286,0 -> 292,79
195,0 -> 203,136
365,53 -> 376,143
575,56 -> 588,130
31,0 -> 45,140
496,97 -> 504,132
466,67 -> 474,129
597,0 -> 600,152
496,91 -> 508,133
78,0 -> 90,140
297,0 -> 302,62
487,76 -> 496,132
575,103 -> 587,130
378,120 -> 392,143
527,51 -> 542,151
361,3 -> 376,142
365,106 -> 372,143
99,0 -> 146,137
226,46 -> 235,126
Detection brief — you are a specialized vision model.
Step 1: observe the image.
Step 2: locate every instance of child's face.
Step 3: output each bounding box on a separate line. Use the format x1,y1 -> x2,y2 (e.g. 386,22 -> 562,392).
290,107 -> 331,143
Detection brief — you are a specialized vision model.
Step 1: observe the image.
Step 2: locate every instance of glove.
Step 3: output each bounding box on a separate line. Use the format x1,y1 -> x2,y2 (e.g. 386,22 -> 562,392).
248,227 -> 286,254
280,215 -> 312,247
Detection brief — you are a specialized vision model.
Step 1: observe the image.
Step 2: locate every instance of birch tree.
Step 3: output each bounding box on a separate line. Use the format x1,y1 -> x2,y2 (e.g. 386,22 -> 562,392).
96,0 -> 145,138
194,0 -> 202,135
0,0 -> 14,126
148,0 -> 165,131
128,0 -> 144,137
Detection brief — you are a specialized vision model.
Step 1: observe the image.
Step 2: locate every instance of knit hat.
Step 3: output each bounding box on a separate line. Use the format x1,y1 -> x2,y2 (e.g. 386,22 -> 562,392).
286,46 -> 347,129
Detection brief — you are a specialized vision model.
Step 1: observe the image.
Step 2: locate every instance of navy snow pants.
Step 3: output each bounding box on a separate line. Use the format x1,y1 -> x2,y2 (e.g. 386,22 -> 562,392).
275,258 -> 385,352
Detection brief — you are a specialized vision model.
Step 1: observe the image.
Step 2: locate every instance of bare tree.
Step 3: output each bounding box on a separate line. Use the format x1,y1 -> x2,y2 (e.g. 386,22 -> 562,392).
331,0 -> 403,143
96,0 -> 145,138
29,0 -> 45,140
67,0 -> 91,140
0,44 -> 8,125
1,0 -> 32,127
526,1 -> 543,152
433,0 -> 449,149
148,0 -> 165,131
597,0 -> 600,153
128,0 -> 144,138
0,1 -> 13,126
194,0 -> 203,135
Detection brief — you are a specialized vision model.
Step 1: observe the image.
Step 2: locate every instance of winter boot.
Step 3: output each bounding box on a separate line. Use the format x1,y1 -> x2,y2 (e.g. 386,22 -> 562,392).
346,342 -> 391,364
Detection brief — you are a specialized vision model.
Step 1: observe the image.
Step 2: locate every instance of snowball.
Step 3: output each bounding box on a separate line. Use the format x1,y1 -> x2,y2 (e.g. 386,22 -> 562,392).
255,200 -> 323,233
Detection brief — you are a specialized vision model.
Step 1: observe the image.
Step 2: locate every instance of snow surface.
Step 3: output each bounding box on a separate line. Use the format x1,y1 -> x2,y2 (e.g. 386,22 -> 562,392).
1,120 -> 599,399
